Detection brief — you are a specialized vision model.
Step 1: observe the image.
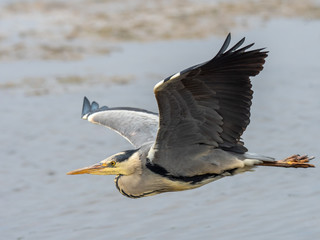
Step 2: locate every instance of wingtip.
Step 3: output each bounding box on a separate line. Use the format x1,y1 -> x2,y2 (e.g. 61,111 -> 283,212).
214,34 -> 268,60
82,96 -> 91,119
81,97 -> 110,119
91,101 -> 99,111
214,33 -> 233,58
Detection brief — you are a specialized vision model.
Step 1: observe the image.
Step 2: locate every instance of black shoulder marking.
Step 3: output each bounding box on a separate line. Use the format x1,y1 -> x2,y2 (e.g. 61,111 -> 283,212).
146,159 -> 238,184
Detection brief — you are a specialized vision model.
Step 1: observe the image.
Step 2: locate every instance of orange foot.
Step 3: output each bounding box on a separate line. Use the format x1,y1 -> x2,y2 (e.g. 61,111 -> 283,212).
259,154 -> 315,168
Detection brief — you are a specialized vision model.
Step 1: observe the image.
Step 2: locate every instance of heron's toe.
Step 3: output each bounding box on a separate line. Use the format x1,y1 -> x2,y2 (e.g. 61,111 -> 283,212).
278,154 -> 315,168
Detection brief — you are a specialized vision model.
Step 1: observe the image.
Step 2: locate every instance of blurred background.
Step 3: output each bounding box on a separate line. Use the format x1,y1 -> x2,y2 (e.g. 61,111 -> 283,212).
1,0 -> 320,239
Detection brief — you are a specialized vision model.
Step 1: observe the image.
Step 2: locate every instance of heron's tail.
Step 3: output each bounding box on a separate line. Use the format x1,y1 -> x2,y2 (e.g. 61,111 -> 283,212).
257,154 -> 315,168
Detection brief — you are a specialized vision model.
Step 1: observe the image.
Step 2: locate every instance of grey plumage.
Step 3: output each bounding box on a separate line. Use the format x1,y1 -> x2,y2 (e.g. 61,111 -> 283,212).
82,96 -> 159,147
67,33 -> 315,198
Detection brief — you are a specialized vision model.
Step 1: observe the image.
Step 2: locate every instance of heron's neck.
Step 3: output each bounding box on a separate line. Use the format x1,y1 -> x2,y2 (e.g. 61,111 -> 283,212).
119,154 -> 143,176
114,167 -> 161,198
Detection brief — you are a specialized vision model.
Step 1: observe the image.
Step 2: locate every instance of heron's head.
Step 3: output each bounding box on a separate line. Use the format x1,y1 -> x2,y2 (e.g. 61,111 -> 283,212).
67,149 -> 141,176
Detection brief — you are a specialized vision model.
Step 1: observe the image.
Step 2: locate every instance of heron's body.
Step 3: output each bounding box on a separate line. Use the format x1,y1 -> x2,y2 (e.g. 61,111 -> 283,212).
114,143 -> 259,198
68,34 -> 314,198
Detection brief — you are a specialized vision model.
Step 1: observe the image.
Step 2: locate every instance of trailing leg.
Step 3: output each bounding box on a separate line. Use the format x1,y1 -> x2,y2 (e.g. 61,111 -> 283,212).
257,154 -> 315,168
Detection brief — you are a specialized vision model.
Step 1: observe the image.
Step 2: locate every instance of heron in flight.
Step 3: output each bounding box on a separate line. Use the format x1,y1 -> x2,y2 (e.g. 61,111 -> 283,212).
67,34 -> 314,198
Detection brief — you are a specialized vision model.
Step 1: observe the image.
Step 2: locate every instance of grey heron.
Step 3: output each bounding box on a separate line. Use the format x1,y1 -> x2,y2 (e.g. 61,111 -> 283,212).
67,34 -> 315,198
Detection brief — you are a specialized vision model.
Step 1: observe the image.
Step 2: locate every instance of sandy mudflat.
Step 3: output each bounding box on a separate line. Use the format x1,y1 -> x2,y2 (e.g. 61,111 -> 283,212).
1,0 -> 320,61
1,0 -> 320,239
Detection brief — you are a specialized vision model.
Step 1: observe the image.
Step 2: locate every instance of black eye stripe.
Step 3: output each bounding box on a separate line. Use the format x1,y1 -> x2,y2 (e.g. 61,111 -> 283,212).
115,149 -> 138,162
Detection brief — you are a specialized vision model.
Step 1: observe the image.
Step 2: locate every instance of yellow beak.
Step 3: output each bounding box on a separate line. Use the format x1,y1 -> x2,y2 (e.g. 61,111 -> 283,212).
67,163 -> 106,175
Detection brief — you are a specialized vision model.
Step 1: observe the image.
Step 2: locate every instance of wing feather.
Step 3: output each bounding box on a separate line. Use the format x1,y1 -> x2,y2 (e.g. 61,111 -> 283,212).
149,34 -> 268,175
82,97 -> 158,147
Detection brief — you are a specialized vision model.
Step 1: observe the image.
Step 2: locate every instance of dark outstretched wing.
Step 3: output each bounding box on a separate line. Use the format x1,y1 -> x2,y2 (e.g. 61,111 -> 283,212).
149,34 -> 267,174
81,97 -> 159,148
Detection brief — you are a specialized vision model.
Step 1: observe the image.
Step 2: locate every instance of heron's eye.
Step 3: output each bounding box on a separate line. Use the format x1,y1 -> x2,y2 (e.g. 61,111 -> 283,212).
110,161 -> 116,167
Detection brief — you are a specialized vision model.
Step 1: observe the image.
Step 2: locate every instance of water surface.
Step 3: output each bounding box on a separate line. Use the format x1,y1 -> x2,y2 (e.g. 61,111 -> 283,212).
1,17 -> 320,240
